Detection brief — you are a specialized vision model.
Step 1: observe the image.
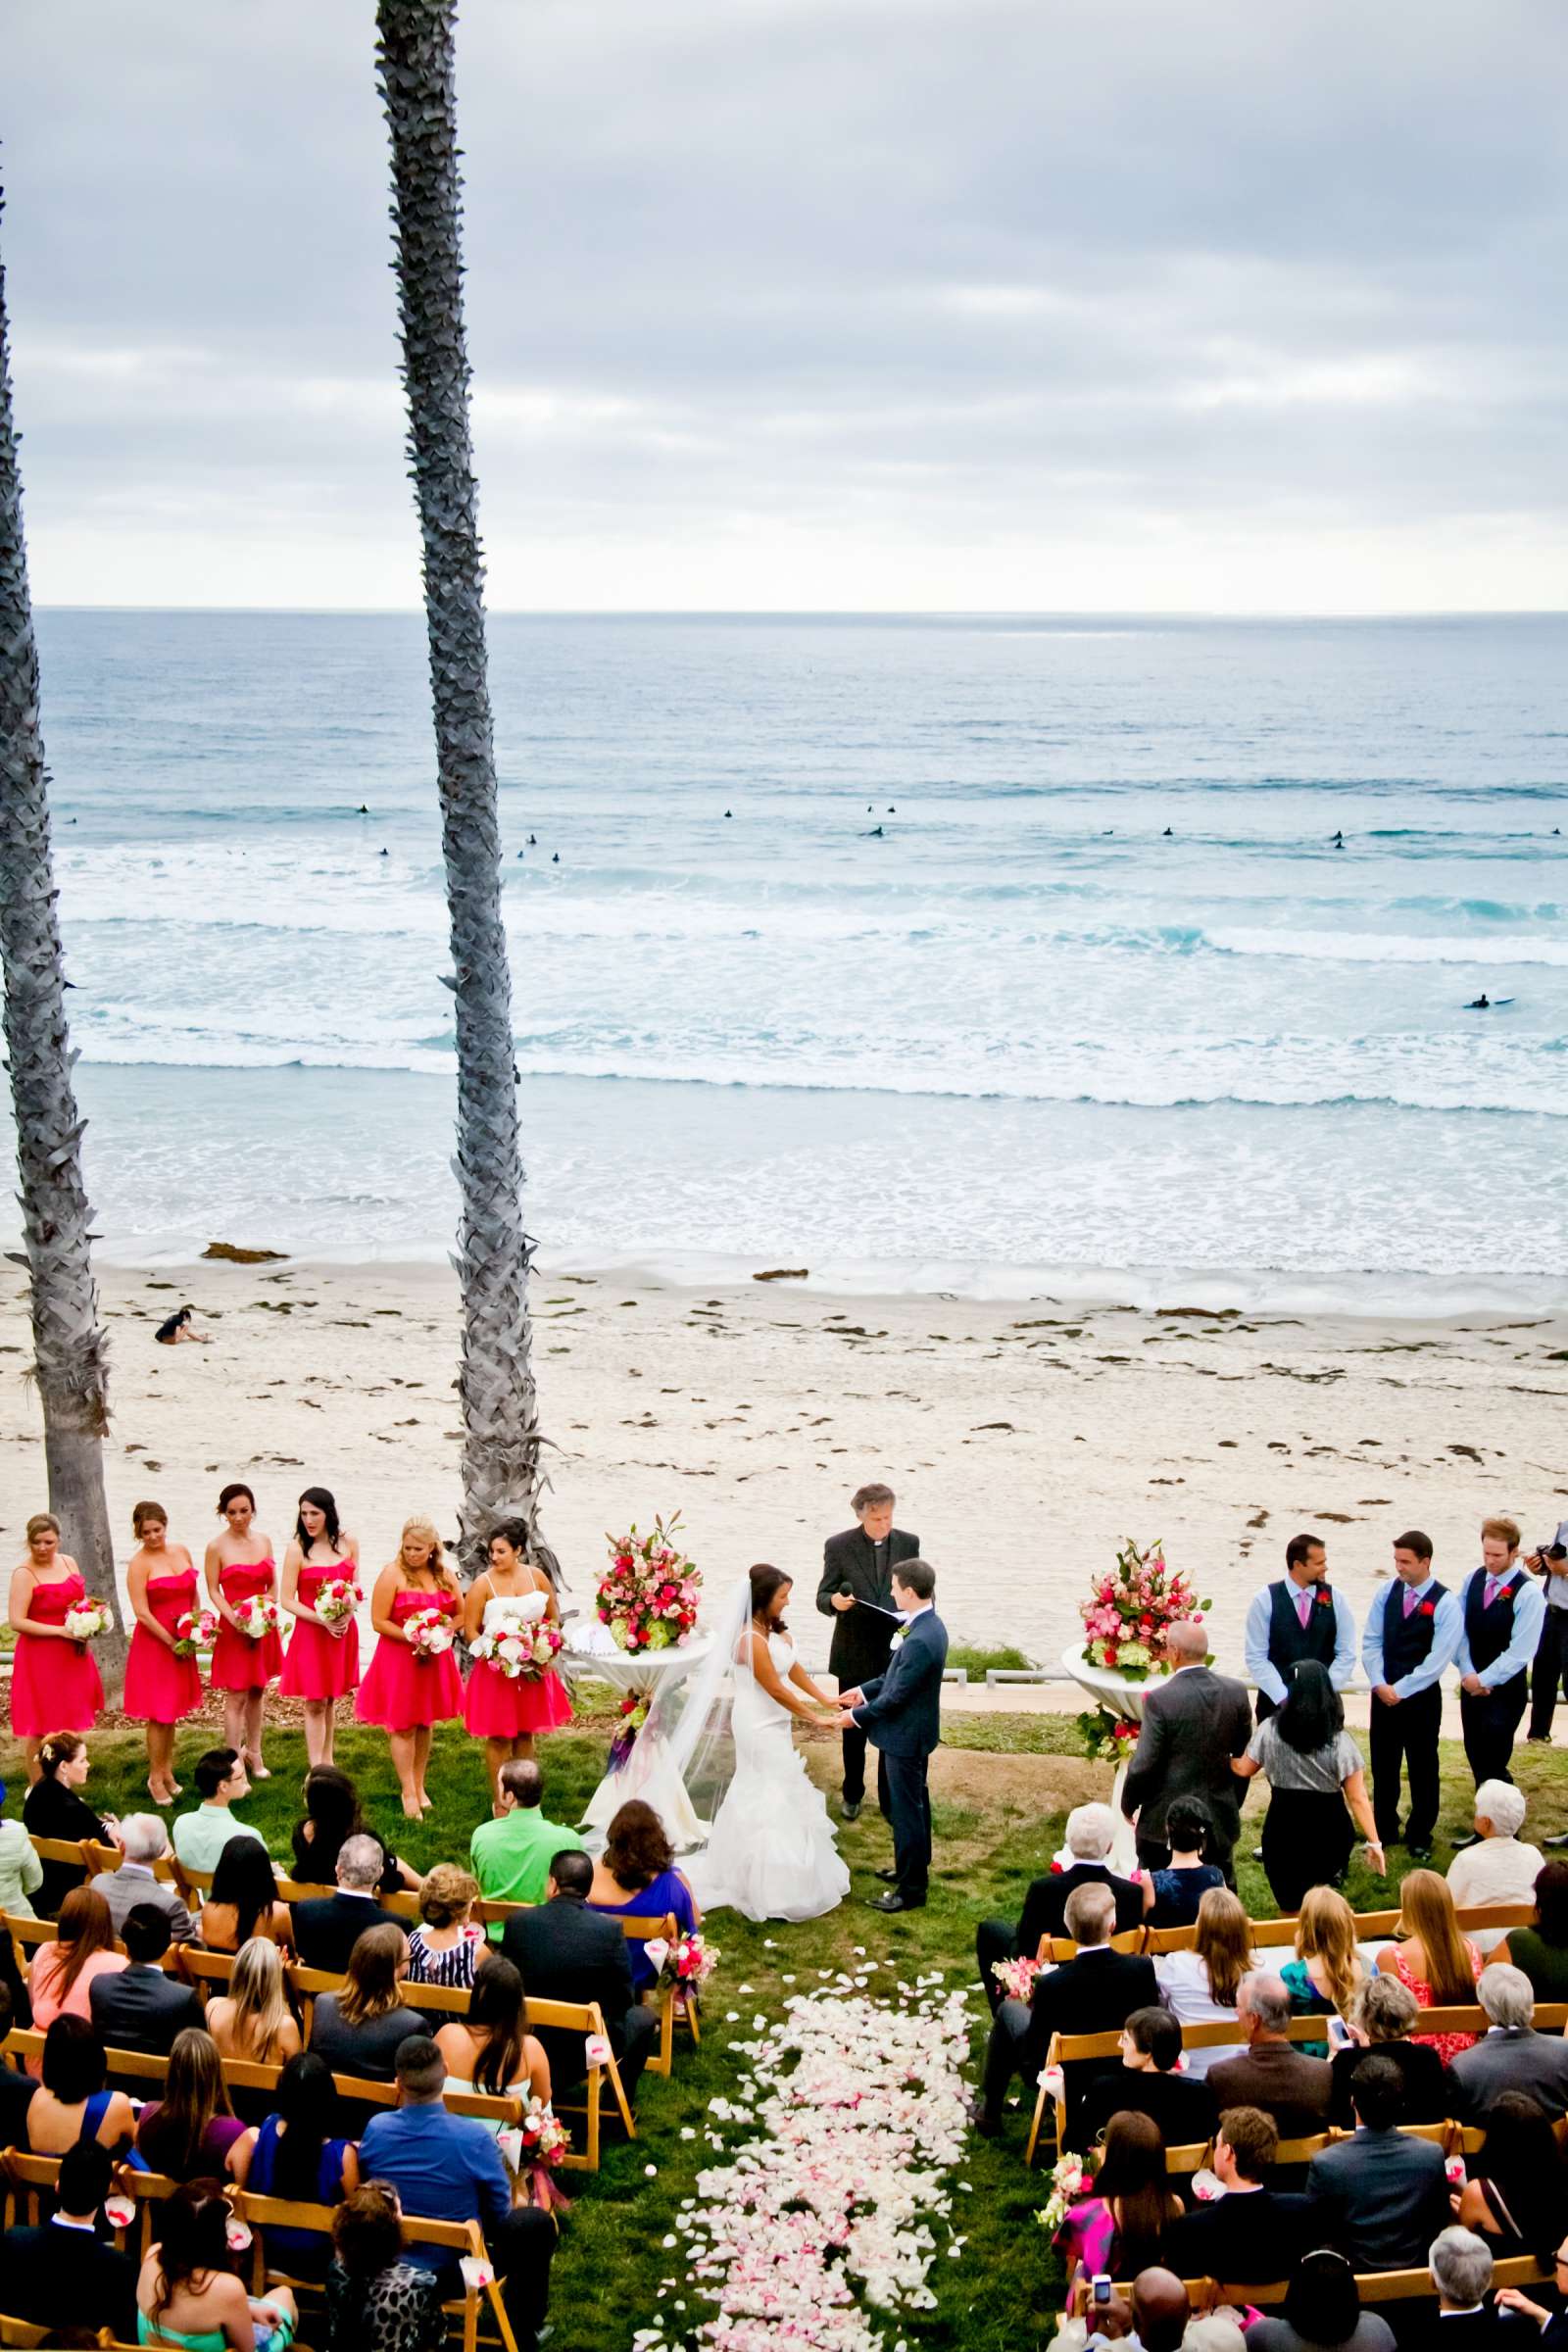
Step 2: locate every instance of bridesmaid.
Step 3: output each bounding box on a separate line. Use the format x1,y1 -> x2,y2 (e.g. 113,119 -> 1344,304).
278,1487 -> 361,1770
356,1516 -> 466,1818
204,1482 -> 285,1781
464,1520 -> 571,1812
8,1513 -> 106,1779
122,1501 -> 204,1804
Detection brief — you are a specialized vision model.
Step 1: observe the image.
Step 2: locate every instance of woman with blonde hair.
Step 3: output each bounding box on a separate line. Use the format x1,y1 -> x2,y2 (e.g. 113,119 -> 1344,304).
307,1921 -> 430,2082
1282,1885 -> 1366,2053
1152,1886 -> 1258,2077
355,1516 -> 465,1817
8,1513 -> 105,1773
206,1937 -> 302,2066
405,1863 -> 485,1990
1376,1867 -> 1484,2061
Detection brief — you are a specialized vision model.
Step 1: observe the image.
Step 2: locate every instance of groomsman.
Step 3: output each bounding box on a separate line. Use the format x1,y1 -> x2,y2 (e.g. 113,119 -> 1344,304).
1526,1517 -> 1568,1746
1363,1530 -> 1462,1861
1455,1515 -> 1544,1803
1244,1533 -> 1356,1723
816,1482 -> 919,1821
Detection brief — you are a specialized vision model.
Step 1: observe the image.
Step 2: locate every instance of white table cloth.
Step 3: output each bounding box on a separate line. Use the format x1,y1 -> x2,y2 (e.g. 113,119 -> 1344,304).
1060,1642 -> 1172,1872
562,1623 -> 714,1849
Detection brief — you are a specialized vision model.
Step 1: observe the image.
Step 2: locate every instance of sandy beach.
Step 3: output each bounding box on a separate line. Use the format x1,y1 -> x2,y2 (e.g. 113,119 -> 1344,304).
2,1255 -> 1564,1679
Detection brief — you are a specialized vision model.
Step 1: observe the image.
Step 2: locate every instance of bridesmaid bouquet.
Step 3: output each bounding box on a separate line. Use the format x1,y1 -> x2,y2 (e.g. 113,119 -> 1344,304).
405,1606 -> 455,1660
234,1596 -> 281,1641
316,1578 -> 361,1627
472,1597 -> 563,1682
173,1608 -> 220,1658
63,1598 -> 114,1643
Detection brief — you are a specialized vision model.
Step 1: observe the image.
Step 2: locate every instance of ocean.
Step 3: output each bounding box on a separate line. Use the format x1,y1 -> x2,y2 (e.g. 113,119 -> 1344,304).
11,608 -> 1567,1309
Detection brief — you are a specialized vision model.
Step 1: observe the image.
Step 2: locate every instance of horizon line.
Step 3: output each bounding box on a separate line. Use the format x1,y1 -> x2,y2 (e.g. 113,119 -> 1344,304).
33,603 -> 1568,622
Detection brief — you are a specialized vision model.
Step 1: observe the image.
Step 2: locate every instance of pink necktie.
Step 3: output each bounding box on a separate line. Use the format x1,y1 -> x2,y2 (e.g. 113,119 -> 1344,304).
1484,1578 -> 1500,1610
1402,1587 -> 1418,1618
1298,1591 -> 1312,1630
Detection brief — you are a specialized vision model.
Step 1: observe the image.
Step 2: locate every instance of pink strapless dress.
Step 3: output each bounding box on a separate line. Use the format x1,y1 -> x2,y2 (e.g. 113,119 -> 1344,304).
10,1571 -> 106,1738
122,1565 -> 204,1721
210,1559 -> 285,1690
464,1595 -> 573,1739
278,1560 -> 361,1699
356,1588 -> 465,1729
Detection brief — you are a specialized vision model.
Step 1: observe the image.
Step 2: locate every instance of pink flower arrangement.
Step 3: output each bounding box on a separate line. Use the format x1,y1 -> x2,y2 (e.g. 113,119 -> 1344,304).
598,1513 -> 701,1654
233,1595 -> 281,1641
1079,1537 -> 1209,1678
1039,2144 -> 1102,2234
990,1955 -> 1047,2003
1076,1706 -> 1143,1764
315,1578 -> 361,1627
404,1606 -> 455,1660
173,1608 -> 220,1658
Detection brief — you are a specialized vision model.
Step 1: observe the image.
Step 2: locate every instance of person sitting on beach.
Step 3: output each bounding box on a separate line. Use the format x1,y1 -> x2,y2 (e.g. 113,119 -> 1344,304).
975,1800 -> 1142,2007
1138,1796 -> 1224,1927
154,1304 -> 212,1345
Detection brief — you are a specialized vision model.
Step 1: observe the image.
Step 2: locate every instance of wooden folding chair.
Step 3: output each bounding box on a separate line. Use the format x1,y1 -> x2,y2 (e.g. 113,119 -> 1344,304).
524,1995 -> 634,2169
1,2147 -> 61,2230
618,1912 -> 680,2076
1036,1928 -> 1148,1964
275,1876 -> 420,1921
0,2318 -> 51,2348
22,1833 -> 91,1898
172,1944 -> 238,2008
4,1912 -> 61,1981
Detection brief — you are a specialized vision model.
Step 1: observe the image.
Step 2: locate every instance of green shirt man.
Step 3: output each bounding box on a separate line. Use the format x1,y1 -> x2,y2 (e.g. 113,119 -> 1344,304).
469,1760 -> 573,1933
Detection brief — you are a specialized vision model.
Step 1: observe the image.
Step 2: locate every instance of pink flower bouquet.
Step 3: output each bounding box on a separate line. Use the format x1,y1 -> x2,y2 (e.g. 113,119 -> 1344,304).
173,1608 -> 220,1658
1080,1537 -> 1210,1678
598,1512 -> 701,1654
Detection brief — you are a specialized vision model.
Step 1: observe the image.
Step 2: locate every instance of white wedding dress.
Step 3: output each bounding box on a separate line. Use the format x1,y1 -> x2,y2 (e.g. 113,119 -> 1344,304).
684,1631 -> 851,1924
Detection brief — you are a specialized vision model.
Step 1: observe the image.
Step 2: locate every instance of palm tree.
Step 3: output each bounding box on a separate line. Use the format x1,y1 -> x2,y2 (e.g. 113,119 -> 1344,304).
0,186 -> 125,1689
375,0 -> 557,1575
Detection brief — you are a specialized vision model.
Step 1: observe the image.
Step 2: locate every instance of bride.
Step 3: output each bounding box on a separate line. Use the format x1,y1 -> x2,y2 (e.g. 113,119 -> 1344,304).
671,1563 -> 851,1923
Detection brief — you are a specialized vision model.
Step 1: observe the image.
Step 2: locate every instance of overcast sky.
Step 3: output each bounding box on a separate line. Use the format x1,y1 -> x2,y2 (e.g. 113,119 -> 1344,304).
7,0 -> 1566,612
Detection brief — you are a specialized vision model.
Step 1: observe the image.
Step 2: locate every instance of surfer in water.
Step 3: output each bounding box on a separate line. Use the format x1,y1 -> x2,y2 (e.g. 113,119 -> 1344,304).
1468,994 -> 1491,1009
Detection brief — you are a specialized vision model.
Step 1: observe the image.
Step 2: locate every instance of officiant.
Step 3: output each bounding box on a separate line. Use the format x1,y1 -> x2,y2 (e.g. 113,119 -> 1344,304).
816,1482 -> 920,1821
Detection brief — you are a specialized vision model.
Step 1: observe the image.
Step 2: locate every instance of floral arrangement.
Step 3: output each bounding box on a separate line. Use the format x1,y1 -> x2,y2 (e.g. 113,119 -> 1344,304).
233,1595 -> 281,1641
513,2097 -> 573,2214
63,1599 -> 114,1644
404,1606 -> 455,1660
1038,2145 -> 1102,2234
471,1592 -> 563,1682
598,1512 -> 701,1654
173,1608 -> 220,1658
315,1577 -> 361,1627
607,1691 -> 649,1774
1080,1537 -> 1209,1678
1077,1705 -> 1143,1765
647,1931 -> 719,2002
990,1955 -> 1048,2003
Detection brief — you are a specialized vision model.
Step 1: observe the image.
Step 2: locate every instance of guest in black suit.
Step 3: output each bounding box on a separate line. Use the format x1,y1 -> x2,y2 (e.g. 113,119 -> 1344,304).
975,1882 -> 1158,2136
1496,2233 -> 1568,2346
500,1849 -> 658,2101
1430,2228 -> 1519,2345
1077,2006 -> 1218,2149
1164,2104 -> 1314,2285
0,1981 -> 37,2150
292,1834 -> 408,1974
88,1903 -> 204,2056
2,2139 -> 138,2340
816,1483 -> 919,1820
840,1561 -> 948,1911
1306,2054 -> 1452,2272
1328,1973 -> 1448,2129
977,1801 -> 1143,2007
1120,1619 -> 1253,1880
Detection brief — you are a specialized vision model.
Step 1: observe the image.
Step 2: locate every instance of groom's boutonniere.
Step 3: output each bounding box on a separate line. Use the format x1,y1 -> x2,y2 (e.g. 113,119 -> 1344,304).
891,1627 -> 908,1651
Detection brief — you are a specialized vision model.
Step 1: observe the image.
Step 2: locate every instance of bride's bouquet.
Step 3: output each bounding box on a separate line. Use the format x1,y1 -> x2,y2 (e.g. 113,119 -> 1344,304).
233,1595 -> 281,1642
404,1606 -> 455,1660
1079,1538 -> 1208,1678
63,1598 -> 114,1645
315,1577 -> 361,1627
173,1608 -> 220,1658
471,1592 -> 563,1681
598,1513 -> 701,1653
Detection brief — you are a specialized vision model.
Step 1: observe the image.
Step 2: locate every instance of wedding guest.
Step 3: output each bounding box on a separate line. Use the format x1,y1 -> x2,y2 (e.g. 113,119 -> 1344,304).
0,1771 -> 44,1917
501,1848 -> 659,2101
1244,1534 -> 1356,1725
1527,1516 -> 1568,1747
355,1516 -> 465,1818
1327,1973 -> 1448,2129
1245,2249 -> 1396,2352
136,2025 -> 250,2180
469,1758 -> 573,1929
7,1512 -> 106,1773
1363,1529 -> 1460,1862
200,1831 -> 294,1954
122,1500 -> 204,1806
1304,2052 -> 1451,2269
89,1813 -> 194,1943
24,2015 -> 134,2155
815,1482 -> 918,1822
434,1951 -> 550,2117
293,1834 -> 411,1974
1455,1516 -> 1544,1797
230,2052 -> 360,2277
24,1731 -> 118,1912
204,1481 -> 284,1782
205,1936 -> 303,2067
27,1886 -> 126,2048
1374,1869 -> 1483,2061
588,1798 -> 701,1989
1447,1964 -> 1568,2122
1281,1885 -> 1366,2052
172,1745 -> 266,1877
1077,2007 -> 1218,2152
1232,1658 -> 1384,1910
2,2140 -> 138,2342
463,1521 -> 571,1812
1446,1781 -> 1544,1950
136,2180 -> 296,2351
323,2182 -> 445,2352
1085,2269 -> 1192,2352
292,1765 -> 418,1898
975,1882 -> 1158,2138
977,1802 -> 1142,2008
308,1921 -> 430,2082
357,2036 -> 555,2352
279,1485 -> 363,1770
1505,1859 -> 1568,2000
1427,2229 -> 1507,2341
1120,1619 -> 1251,1881
88,1903 -> 203,2054
0,1983 -> 37,2147
1452,2090 -> 1567,2257
1164,2106 -> 1314,2283
1495,2237 -> 1568,2347
1152,1887 -> 1258,2078
406,1864 -> 485,1990
1205,1973 -> 1332,2136
1138,1797 -> 1224,1927
1054,2109 -> 1185,2283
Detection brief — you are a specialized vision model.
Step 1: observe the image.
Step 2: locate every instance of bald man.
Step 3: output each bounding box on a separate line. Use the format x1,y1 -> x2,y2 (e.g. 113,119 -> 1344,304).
1120,1619 -> 1252,1883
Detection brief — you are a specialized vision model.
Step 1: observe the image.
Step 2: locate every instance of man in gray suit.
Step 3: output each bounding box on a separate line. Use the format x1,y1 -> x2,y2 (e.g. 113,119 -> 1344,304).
1120,1618 -> 1252,1880
1448,1965 -> 1568,2122
1305,2052 -> 1452,2270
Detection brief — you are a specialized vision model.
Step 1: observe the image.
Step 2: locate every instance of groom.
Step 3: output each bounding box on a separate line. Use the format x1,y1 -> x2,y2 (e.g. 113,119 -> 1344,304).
838,1559 -> 948,1913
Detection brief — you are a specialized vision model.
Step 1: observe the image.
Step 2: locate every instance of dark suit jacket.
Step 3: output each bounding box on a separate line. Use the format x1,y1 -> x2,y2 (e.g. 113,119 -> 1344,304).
1206,2040 -> 1333,2138
1305,2126 -> 1451,2270
1026,1946 -> 1159,2066
1120,1665 -> 1253,1856
1448,2029 -> 1568,2123
1078,2063 -> 1217,2150
3,2218 -> 138,2340
291,1891 -> 407,1975
0,2053 -> 37,2149
89,1962 -> 204,2056
852,1608 -> 948,1757
1328,2035 -> 1449,2129
817,1524 -> 920,1683
1164,2185 -> 1315,2285
1017,1863 -> 1145,1952
501,1896 -> 639,2085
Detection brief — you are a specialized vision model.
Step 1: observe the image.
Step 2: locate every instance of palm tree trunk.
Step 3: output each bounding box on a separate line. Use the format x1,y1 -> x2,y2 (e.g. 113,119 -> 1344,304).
0,187 -> 125,1691
376,0 -> 557,1576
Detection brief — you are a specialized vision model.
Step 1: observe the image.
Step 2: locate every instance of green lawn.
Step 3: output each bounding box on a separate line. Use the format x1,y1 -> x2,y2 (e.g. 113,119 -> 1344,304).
4,1708 -> 1563,2352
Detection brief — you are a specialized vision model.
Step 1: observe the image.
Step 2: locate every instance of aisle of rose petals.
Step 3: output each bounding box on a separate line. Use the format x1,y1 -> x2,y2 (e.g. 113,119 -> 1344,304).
632,1960 -> 973,2352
